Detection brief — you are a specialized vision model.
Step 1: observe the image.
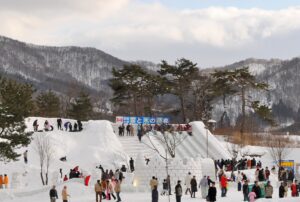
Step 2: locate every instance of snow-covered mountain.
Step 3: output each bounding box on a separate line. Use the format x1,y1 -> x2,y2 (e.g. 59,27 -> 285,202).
0,35 -> 127,95
1,35 -> 300,128
209,57 -> 300,128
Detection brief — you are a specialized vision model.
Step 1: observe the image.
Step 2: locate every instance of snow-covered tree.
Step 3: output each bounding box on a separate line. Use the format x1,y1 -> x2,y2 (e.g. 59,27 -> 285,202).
0,78 -> 34,162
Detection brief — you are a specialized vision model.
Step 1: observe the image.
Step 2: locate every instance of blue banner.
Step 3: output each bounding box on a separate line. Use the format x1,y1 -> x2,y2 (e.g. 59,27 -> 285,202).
116,116 -> 169,124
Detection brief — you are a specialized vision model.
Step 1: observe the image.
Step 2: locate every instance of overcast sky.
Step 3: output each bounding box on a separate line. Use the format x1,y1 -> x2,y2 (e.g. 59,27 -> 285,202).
1,0 -> 300,67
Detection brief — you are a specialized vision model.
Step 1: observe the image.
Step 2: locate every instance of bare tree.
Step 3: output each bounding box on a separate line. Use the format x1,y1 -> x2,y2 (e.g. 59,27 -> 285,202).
266,134 -> 291,167
143,130 -> 187,202
34,133 -> 54,185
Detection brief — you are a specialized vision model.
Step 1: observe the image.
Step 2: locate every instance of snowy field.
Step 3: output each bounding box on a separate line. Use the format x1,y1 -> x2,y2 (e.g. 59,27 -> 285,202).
1,117 -> 300,202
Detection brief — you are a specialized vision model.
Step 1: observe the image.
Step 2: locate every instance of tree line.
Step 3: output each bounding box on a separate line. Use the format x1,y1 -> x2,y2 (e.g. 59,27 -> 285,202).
109,58 -> 275,139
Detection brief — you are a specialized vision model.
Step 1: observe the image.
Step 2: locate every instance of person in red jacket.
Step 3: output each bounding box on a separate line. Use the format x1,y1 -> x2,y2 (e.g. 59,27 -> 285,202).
291,180 -> 299,197
220,174 -> 227,197
63,175 -> 68,182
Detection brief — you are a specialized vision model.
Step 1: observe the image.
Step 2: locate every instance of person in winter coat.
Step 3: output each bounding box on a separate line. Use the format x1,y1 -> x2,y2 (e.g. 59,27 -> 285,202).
0,175 -> 3,189
284,182 -> 288,197
248,191 -> 256,202
291,180 -> 299,197
63,175 -> 68,182
23,150 -> 28,164
242,180 -> 249,201
106,180 -> 116,200
279,182 -> 285,198
62,186 -> 70,202
190,176 -> 197,198
33,119 -> 39,131
114,179 -> 121,202
199,176 -> 208,199
161,179 -> 168,195
207,182 -> 217,202
57,118 -> 62,130
49,185 -> 58,202
129,157 -> 134,172
101,180 -> 107,199
167,175 -> 171,195
220,174 -> 227,197
184,172 -> 192,195
237,171 -> 242,191
175,180 -> 183,202
150,176 -> 158,190
265,167 -> 270,180
265,181 -> 273,198
95,180 -> 103,202
252,181 -> 261,199
3,174 -> 8,189
152,185 -> 159,202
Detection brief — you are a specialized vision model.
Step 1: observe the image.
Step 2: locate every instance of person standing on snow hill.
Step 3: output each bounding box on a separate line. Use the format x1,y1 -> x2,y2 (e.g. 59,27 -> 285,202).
23,150 -> 28,164
49,185 -> 58,202
95,180 -> 103,202
199,175 -> 208,199
62,186 -> 70,202
57,118 -> 62,130
152,185 -> 159,202
33,119 -> 38,131
175,180 -> 183,202
184,172 -> 192,195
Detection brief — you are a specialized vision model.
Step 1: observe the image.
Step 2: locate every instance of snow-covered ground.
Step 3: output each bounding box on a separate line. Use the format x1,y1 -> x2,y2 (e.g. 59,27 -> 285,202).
1,117 -> 300,201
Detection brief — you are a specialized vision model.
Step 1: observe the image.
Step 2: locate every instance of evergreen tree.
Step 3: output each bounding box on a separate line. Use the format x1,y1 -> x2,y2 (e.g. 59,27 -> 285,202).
109,64 -> 147,116
67,91 -> 92,121
158,58 -> 199,123
212,67 -> 274,141
0,78 -> 34,162
36,90 -> 61,117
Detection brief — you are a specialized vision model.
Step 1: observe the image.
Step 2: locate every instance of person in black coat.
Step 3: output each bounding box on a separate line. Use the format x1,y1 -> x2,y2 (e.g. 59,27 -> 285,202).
242,180 -> 249,201
252,181 -> 261,199
190,176 -> 197,198
49,185 -> 58,202
129,157 -> 134,172
279,182 -> 285,198
152,186 -> 158,202
175,181 -> 183,202
207,182 -> 217,202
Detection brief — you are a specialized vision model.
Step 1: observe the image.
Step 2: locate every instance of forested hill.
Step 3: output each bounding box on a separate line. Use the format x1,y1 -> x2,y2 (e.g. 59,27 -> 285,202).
1,35 -> 300,129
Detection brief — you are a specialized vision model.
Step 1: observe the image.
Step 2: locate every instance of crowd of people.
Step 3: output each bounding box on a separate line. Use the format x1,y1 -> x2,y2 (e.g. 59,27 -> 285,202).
117,123 -> 193,142
50,164 -> 126,202
214,158 -> 263,172
32,118 -> 83,132
149,172 -> 217,202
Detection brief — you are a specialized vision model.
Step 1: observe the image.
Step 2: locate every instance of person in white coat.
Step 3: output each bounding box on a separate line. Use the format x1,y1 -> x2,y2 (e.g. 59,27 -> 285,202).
184,172 -> 192,195
199,176 -> 208,199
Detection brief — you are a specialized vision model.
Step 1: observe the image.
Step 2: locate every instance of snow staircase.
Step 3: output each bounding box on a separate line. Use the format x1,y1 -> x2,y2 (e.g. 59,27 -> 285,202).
117,136 -> 155,160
